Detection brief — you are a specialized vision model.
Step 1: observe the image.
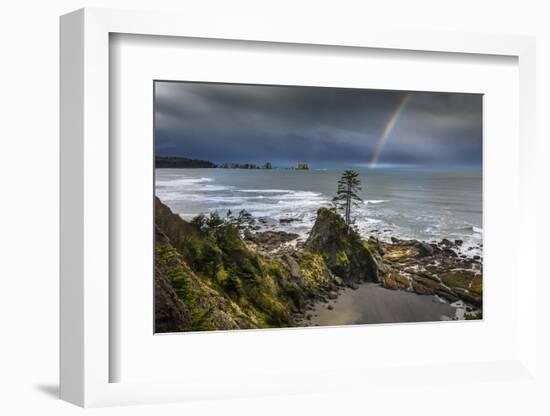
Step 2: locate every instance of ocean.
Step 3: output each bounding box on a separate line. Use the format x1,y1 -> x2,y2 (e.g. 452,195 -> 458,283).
155,167 -> 483,258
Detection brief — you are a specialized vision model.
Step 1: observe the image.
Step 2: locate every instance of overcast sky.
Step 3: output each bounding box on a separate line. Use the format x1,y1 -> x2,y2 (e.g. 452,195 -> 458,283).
154,81 -> 482,169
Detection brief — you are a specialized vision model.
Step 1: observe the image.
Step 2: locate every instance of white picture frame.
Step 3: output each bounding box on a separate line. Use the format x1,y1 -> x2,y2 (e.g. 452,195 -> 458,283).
60,8 -> 538,407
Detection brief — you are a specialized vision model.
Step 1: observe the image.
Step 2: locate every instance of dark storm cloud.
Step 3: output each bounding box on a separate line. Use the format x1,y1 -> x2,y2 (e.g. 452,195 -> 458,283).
154,81 -> 482,168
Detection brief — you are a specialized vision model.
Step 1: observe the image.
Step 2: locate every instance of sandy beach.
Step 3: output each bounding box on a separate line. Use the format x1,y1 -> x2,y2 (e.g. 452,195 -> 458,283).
307,283 -> 458,326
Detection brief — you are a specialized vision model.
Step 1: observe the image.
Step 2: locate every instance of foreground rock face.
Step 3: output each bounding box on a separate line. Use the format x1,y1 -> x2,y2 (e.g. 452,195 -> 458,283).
305,208 -> 384,284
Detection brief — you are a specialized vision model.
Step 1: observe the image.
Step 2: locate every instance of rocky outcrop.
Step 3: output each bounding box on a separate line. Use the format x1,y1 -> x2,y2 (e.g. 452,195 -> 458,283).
304,208 -> 384,284
379,238 -> 482,307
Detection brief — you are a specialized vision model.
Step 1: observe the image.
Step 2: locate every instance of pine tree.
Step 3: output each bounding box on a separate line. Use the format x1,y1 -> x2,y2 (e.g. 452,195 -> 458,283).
333,170 -> 362,232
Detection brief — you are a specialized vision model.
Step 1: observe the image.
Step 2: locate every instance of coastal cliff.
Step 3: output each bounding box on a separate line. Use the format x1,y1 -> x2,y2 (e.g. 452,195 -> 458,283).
155,199 -> 482,332
155,198 -> 343,331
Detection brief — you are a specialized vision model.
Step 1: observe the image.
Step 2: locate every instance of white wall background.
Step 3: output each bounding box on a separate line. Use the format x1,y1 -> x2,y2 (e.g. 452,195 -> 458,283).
0,1 -> 548,414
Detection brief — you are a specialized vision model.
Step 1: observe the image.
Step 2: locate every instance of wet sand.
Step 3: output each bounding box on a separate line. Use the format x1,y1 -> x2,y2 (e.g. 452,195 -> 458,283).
308,283 -> 457,326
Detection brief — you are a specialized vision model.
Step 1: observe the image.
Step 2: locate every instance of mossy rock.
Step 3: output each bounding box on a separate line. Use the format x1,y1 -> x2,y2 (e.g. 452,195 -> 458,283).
440,270 -> 477,292
469,275 -> 483,295
155,246 -> 193,333
465,310 -> 483,320
296,251 -> 333,288
304,208 -> 383,284
382,273 -> 399,290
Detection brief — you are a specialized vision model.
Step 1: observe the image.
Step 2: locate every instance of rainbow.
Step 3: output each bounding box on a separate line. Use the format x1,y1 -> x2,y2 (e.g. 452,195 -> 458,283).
368,94 -> 410,168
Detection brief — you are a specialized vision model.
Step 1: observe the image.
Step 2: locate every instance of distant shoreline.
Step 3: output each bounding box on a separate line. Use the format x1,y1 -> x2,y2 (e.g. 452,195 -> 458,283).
155,156 -> 216,169
155,156 -> 309,170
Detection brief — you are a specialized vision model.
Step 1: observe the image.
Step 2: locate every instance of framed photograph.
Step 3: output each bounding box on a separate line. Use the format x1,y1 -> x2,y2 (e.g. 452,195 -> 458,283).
60,8 -> 538,407
153,81 -> 483,333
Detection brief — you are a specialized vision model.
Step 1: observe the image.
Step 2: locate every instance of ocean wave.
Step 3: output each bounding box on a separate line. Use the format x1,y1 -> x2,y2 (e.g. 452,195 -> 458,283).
156,177 -> 213,187
156,191 -> 239,202
276,191 -> 325,200
202,185 -> 236,191
472,226 -> 483,234
364,200 -> 388,205
238,189 -> 292,194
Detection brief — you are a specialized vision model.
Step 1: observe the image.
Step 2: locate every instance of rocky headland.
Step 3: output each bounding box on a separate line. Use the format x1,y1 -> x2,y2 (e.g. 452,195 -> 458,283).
155,198 -> 483,332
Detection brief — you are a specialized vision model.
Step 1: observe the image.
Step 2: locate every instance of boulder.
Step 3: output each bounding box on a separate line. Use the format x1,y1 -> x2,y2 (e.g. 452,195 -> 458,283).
440,238 -> 452,248
416,242 -> 434,257
333,275 -> 344,286
282,254 -> 304,282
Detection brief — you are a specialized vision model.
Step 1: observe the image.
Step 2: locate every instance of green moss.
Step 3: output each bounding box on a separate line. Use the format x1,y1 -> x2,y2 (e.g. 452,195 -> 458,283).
246,285 -> 292,326
267,261 -> 285,281
440,271 -> 477,291
156,244 -> 178,261
189,308 -> 215,330
156,244 -> 195,309
361,241 -> 375,256
335,250 -> 349,268
231,258 -> 259,283
469,275 -> 483,295
221,274 -> 243,297
283,281 -> 305,309
465,310 -> 482,320
168,268 -> 193,303
215,267 -> 228,283
299,252 -> 330,287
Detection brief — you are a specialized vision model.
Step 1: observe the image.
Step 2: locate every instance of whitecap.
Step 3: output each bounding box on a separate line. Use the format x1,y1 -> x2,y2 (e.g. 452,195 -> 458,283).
155,177 -> 213,187
238,189 -> 293,194
364,200 -> 389,205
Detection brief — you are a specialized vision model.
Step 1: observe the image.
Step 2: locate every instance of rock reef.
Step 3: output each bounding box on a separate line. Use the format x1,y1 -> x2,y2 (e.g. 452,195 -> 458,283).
380,238 -> 482,307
